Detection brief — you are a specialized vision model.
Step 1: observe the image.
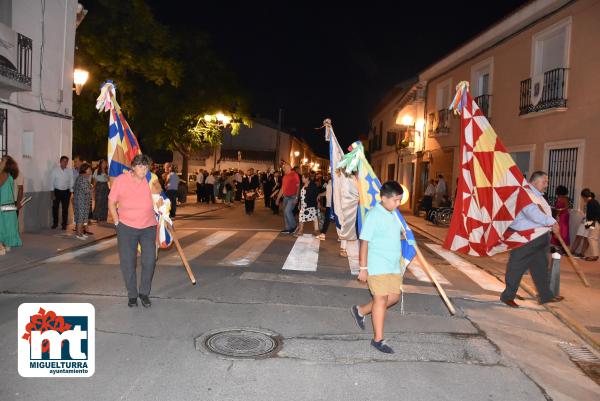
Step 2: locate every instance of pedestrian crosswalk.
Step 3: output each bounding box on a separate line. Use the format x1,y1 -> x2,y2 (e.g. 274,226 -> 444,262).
45,228 -> 507,295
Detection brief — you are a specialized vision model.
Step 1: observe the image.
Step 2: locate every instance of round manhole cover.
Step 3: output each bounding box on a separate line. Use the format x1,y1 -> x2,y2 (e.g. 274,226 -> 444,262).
196,328 -> 282,359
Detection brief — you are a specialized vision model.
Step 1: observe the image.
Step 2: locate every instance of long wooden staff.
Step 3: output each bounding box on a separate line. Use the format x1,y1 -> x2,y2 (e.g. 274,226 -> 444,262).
554,234 -> 590,287
414,245 -> 457,315
165,224 -> 196,285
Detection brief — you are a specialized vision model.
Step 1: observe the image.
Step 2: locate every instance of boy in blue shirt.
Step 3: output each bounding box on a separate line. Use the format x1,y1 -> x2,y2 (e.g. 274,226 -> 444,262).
351,181 -> 404,354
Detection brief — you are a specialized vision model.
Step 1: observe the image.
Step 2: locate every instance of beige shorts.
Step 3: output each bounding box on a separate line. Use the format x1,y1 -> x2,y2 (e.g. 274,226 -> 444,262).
367,274 -> 403,296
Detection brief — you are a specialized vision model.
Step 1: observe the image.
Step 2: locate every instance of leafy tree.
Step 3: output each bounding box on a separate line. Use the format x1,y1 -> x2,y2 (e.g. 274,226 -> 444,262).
73,0 -> 181,160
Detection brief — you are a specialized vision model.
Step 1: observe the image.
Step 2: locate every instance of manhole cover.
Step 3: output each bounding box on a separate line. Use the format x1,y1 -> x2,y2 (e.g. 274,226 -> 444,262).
196,328 -> 282,359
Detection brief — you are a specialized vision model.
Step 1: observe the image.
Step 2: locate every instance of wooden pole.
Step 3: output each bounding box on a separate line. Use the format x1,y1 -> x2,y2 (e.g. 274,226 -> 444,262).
165,224 -> 196,285
554,233 -> 590,287
414,245 -> 456,315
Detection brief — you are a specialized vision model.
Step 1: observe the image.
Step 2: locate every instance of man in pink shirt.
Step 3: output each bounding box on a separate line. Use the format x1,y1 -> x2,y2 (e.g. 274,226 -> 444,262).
108,154 -> 157,308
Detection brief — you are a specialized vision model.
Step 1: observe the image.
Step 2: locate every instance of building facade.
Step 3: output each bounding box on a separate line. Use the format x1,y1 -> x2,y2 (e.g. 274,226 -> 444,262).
0,0 -> 80,231
371,0 -> 600,216
173,119 -> 328,175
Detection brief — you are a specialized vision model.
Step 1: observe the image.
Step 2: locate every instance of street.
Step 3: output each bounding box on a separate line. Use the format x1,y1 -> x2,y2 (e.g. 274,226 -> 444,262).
1,202 -> 599,401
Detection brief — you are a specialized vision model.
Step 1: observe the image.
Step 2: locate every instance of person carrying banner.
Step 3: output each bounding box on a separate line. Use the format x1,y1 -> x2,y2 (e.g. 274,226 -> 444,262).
108,154 -> 158,308
351,181 -> 405,354
500,171 -> 564,307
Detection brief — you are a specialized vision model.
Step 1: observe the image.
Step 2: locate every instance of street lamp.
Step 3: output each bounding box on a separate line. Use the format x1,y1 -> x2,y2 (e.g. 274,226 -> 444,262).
294,151 -> 300,157
73,68 -> 89,95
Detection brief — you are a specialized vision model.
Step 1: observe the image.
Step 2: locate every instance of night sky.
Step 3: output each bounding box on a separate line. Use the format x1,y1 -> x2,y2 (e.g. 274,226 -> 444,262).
149,1 -> 528,156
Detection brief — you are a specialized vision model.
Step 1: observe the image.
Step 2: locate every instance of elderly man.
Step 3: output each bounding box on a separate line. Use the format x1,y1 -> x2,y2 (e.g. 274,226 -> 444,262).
50,156 -> 74,230
108,154 -> 157,308
500,171 -> 563,307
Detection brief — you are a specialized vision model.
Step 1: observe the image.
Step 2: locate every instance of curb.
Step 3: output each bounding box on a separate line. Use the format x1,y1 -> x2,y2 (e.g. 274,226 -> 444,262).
0,205 -> 227,277
407,221 -> 600,353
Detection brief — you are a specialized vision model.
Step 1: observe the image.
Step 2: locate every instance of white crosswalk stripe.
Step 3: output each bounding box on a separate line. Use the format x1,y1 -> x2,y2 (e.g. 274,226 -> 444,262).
43,238 -> 118,263
220,231 -> 279,266
424,243 -> 504,292
407,257 -> 451,285
160,230 -> 237,266
282,234 -> 321,272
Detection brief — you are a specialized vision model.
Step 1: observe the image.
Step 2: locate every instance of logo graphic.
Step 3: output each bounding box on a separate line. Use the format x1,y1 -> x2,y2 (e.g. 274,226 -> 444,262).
18,303 -> 95,377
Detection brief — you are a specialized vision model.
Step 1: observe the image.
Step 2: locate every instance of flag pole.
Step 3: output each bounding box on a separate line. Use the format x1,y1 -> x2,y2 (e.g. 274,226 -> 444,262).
165,223 -> 196,285
554,234 -> 590,287
414,245 -> 456,315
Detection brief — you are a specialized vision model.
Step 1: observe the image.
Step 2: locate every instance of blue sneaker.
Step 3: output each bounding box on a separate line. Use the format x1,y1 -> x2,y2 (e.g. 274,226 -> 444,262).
350,305 -> 365,330
371,339 -> 394,354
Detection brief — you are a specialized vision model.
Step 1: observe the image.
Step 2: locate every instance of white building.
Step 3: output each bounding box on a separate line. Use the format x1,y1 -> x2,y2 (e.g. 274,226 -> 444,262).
0,0 -> 80,231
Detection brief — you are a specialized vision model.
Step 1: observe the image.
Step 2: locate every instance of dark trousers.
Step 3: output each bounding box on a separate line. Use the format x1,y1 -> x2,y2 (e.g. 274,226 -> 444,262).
245,199 -> 255,214
501,233 -> 554,303
116,223 -> 156,298
52,189 -> 71,228
196,184 -> 204,203
235,186 -> 242,201
270,197 -> 279,214
422,195 -> 433,215
166,189 -> 178,217
263,190 -> 272,207
321,207 -> 331,234
204,184 -> 215,203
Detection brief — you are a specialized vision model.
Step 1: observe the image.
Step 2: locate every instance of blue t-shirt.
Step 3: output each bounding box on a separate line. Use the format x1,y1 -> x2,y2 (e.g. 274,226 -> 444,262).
167,172 -> 180,190
359,203 -> 402,276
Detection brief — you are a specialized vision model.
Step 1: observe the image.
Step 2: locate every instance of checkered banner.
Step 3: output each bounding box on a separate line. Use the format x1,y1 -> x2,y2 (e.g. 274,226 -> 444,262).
443,81 -> 548,256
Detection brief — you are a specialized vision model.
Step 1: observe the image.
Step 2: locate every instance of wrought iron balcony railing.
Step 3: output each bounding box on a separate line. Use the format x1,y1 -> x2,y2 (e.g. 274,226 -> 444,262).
474,94 -> 492,119
0,33 -> 33,91
427,109 -> 451,137
519,67 -> 567,115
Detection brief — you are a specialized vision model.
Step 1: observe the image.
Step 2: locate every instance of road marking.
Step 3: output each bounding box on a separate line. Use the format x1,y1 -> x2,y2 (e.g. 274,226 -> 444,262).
220,231 -> 279,266
160,231 -> 237,266
407,258 -> 451,285
99,230 -> 199,265
239,272 -> 468,297
346,240 -> 360,275
43,238 -> 118,263
425,243 -> 505,292
282,234 -> 320,271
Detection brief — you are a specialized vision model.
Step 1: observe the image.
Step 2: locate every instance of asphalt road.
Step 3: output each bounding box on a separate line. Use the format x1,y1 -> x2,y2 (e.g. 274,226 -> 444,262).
1,203 -> 599,401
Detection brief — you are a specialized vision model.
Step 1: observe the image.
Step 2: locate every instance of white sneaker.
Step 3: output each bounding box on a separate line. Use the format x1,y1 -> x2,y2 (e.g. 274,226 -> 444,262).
76,234 -> 87,241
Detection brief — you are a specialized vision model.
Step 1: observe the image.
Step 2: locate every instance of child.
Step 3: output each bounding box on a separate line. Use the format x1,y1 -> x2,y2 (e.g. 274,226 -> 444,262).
351,181 -> 404,354
294,173 -> 320,237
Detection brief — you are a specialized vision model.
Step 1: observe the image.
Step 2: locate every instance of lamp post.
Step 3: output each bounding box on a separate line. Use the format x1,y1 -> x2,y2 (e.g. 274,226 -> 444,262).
73,68 -> 89,95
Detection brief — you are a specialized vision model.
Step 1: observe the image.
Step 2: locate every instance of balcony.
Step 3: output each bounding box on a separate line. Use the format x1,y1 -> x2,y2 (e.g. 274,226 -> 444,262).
474,94 -> 492,119
0,27 -> 33,92
427,109 -> 451,137
519,68 -> 567,116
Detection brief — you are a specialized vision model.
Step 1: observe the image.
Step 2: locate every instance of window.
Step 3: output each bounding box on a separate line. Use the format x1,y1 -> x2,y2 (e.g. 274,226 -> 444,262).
509,151 -> 531,180
532,18 -> 571,76
387,164 -> 396,181
22,130 -> 34,158
0,108 -> 6,157
436,79 -> 452,111
471,58 -> 493,118
0,0 -> 11,27
387,131 -> 397,146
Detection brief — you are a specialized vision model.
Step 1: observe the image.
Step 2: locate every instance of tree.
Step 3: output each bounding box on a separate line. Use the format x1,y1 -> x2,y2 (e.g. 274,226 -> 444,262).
73,0 -> 181,160
139,34 -> 251,177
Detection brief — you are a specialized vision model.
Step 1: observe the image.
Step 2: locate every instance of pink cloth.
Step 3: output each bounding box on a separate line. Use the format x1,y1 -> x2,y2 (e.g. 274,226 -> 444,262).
108,172 -> 157,229
551,196 -> 570,246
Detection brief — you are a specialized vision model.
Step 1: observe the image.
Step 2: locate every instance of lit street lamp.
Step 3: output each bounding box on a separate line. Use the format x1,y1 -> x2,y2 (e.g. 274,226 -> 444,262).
73,68 -> 89,95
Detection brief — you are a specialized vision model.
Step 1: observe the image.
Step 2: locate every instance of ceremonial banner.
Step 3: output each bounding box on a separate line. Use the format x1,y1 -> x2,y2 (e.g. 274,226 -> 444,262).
96,81 -> 173,248
338,141 -> 417,273
444,81 -> 548,256
324,119 -> 358,241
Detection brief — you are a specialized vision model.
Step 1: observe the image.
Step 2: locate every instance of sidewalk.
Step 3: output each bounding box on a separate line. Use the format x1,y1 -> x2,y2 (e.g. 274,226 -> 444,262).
405,214 -> 600,351
0,200 -> 225,273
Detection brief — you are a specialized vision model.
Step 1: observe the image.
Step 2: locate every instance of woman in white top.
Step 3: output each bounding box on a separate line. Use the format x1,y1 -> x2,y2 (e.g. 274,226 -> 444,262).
92,159 -> 110,222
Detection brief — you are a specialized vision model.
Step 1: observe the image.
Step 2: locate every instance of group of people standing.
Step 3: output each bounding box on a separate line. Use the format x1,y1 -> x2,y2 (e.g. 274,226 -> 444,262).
50,155 -> 110,240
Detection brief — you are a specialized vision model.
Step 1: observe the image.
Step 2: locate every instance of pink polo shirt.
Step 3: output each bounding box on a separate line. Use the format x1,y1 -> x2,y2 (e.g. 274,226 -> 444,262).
108,172 -> 157,229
